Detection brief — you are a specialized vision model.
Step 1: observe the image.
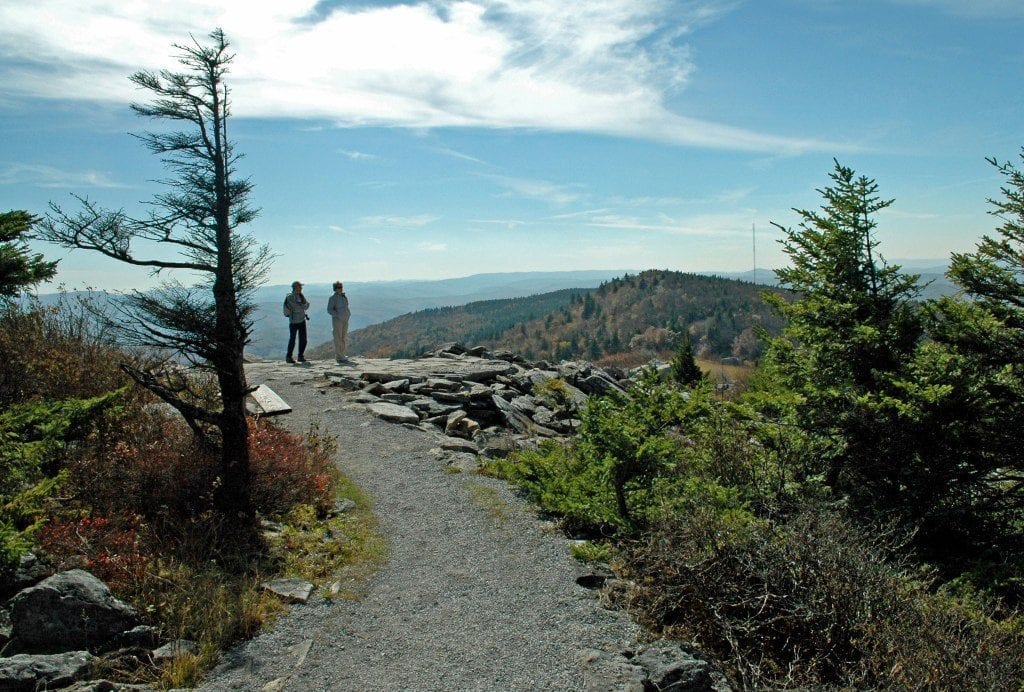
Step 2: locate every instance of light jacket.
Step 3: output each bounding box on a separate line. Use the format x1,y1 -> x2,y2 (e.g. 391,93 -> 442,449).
284,292 -> 310,324
327,293 -> 351,320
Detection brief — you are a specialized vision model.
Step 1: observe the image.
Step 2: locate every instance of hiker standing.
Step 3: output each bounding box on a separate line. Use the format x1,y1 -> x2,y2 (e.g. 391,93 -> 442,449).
327,281 -> 351,363
284,280 -> 310,363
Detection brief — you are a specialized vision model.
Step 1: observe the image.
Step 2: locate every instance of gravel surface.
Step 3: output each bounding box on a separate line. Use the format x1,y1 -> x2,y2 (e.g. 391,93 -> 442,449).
199,361 -> 642,691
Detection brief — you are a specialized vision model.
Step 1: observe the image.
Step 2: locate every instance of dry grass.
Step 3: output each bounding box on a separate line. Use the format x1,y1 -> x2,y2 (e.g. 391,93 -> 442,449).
696,357 -> 754,388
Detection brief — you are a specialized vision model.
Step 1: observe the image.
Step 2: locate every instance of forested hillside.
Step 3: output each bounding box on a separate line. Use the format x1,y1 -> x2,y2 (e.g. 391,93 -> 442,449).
320,270 -> 786,364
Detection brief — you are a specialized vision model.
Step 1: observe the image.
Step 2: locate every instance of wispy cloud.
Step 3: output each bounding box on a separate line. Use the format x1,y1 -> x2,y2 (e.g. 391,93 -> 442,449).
586,211 -> 755,236
339,149 -> 381,162
429,145 -> 489,166
417,241 -> 447,252
470,218 -> 527,229
359,213 -> 440,227
0,163 -> 126,188
0,0 -> 843,154
484,174 -> 583,205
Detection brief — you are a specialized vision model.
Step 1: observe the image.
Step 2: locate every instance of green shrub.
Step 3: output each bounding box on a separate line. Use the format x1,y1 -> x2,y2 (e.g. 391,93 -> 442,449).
570,540 -> 612,564
0,391 -> 124,568
488,439 -> 621,534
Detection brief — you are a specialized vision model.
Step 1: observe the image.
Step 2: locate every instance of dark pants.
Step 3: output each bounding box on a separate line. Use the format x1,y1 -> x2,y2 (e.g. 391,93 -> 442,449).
287,321 -> 307,358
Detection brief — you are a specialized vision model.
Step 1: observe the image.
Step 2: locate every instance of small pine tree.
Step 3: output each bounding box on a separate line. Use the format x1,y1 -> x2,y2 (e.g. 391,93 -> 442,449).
670,331 -> 704,386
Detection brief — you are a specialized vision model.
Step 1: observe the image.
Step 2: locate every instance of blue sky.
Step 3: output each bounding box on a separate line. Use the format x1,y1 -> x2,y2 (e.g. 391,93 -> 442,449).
1,0 -> 1022,291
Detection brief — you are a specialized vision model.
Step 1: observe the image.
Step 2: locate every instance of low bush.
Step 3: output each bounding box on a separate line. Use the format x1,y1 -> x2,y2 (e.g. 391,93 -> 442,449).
0,297 -> 135,408
488,439 -> 621,535
617,506 -> 1024,689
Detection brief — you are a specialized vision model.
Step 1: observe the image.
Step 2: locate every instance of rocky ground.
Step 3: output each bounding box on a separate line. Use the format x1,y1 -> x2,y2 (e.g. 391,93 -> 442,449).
198,351 -> 726,691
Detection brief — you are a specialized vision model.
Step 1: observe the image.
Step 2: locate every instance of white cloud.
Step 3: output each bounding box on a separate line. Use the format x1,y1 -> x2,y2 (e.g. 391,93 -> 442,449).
470,218 -> 527,229
359,213 -> 440,227
417,241 -> 448,252
586,210 -> 756,236
339,149 -> 381,161
0,163 -> 126,188
0,0 -> 840,154
485,174 -> 583,205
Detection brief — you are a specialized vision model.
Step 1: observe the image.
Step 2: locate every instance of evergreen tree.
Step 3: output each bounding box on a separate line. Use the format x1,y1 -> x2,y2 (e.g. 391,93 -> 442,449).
41,30 -> 270,524
760,161 -> 923,514
914,149 -> 1024,555
0,211 -> 58,300
670,331 -> 704,386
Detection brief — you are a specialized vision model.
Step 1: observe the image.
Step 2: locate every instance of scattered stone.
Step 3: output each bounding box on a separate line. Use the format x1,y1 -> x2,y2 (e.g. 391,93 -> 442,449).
446,453 -> 479,474
632,640 -> 731,691
331,498 -> 357,515
262,578 -> 314,604
444,410 -> 467,435
116,625 -> 159,649
0,651 -> 95,691
350,392 -> 381,404
152,639 -> 198,662
580,641 -> 730,692
8,570 -> 140,654
440,437 -> 479,453
360,381 -> 387,395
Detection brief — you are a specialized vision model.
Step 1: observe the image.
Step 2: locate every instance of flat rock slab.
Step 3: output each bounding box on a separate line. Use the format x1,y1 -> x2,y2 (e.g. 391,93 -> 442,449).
368,402 -> 420,424
262,579 -> 314,604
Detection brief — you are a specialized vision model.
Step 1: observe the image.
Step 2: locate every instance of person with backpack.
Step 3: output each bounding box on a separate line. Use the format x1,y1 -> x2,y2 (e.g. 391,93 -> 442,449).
283,280 -> 310,363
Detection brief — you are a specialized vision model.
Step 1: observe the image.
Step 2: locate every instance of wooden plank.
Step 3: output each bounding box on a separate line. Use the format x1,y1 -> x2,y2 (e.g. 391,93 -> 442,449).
247,384 -> 292,416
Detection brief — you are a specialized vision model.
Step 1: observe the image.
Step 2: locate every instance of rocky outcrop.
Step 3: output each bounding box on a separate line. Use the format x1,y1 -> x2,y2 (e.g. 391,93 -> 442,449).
1,567 -> 177,690
318,344 -> 636,461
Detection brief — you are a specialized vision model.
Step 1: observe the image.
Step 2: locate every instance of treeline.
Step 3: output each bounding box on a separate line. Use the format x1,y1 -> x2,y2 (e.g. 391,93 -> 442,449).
334,271 -> 787,364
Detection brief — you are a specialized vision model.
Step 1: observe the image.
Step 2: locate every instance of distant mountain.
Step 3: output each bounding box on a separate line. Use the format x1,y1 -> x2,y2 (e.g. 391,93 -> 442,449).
311,270 -> 790,366
717,259 -> 956,300
247,270 -> 631,358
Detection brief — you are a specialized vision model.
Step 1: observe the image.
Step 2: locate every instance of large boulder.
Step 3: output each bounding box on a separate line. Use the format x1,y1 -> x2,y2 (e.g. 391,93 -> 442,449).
7,570 -> 140,654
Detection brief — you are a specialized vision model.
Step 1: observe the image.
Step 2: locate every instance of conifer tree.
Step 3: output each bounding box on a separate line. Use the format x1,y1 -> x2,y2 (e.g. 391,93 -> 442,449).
670,331 -> 704,386
41,30 -> 270,524
914,149 -> 1024,553
761,161 -> 923,511
0,211 -> 57,300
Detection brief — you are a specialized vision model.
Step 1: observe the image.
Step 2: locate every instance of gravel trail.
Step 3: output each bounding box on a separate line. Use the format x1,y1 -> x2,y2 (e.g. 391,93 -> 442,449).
199,361 -> 642,691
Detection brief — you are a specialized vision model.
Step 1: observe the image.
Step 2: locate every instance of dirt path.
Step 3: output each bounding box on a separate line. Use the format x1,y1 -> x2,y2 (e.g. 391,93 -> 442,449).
198,360 -> 641,691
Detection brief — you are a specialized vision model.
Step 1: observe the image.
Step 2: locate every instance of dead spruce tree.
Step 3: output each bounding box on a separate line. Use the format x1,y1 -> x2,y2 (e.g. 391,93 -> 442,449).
42,29 -> 271,525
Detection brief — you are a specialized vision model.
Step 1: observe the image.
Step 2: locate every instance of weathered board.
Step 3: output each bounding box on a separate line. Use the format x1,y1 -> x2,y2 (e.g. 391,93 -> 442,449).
246,384 -> 292,416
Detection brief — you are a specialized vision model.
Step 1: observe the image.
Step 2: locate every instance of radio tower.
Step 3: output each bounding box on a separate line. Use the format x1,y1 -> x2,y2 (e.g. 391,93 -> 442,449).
752,223 -> 757,283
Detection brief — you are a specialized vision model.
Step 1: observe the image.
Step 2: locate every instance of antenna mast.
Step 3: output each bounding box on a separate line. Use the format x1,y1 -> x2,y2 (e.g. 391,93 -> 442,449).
752,223 -> 756,282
